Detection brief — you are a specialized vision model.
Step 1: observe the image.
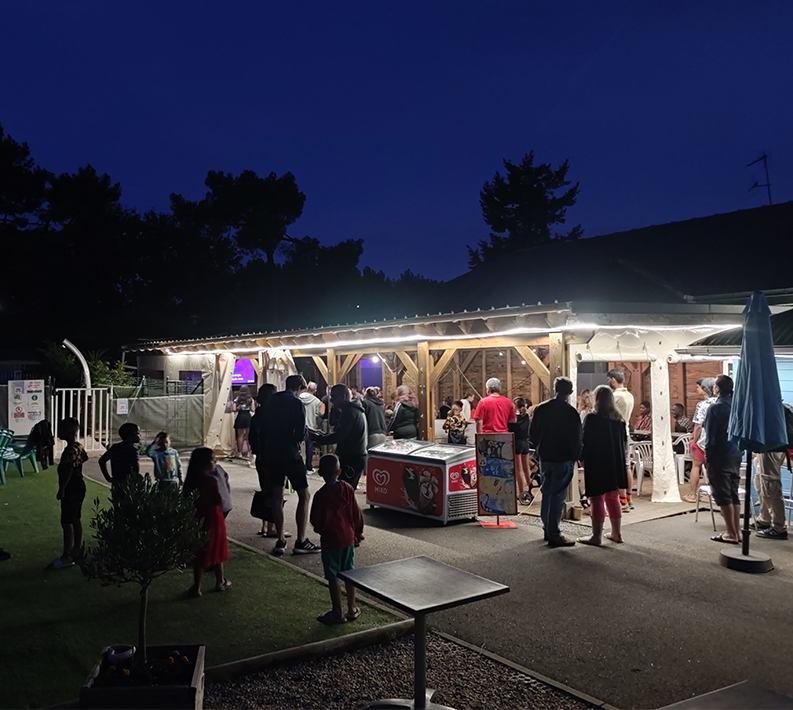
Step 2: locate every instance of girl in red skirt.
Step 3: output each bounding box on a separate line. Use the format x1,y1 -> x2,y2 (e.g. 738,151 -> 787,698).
183,447 -> 230,597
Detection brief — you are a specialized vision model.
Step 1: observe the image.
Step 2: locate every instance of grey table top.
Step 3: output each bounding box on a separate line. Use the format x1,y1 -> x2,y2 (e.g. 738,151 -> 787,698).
338,555 -> 509,615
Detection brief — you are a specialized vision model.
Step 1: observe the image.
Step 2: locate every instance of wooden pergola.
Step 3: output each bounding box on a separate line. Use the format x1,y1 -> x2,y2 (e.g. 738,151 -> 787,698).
136,303 -> 575,441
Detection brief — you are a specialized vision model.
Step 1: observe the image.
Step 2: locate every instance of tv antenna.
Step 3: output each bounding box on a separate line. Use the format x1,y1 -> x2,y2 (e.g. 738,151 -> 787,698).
747,153 -> 772,205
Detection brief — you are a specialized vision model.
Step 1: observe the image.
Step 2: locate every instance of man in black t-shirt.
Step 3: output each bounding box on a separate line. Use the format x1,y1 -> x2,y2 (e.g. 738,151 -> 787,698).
260,375 -> 321,556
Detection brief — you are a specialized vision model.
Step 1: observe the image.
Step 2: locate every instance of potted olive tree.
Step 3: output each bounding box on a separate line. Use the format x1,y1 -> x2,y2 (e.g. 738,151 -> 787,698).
78,474 -> 207,709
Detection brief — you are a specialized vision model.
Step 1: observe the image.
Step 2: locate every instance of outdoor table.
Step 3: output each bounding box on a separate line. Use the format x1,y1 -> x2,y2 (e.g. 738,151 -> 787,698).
338,556 -> 509,710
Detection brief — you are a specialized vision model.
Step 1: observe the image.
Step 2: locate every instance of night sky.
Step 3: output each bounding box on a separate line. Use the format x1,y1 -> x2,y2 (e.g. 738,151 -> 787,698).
3,2 -> 791,281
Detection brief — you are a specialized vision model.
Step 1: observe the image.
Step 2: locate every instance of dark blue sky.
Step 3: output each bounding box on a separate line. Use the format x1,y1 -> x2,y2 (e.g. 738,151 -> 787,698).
3,2 -> 791,280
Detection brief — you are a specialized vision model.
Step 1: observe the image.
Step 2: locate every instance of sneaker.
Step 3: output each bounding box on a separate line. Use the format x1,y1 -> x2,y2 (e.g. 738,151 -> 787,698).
293,538 -> 321,554
756,527 -> 788,540
272,539 -> 287,556
750,522 -> 771,532
622,504 -> 631,513
547,535 -> 576,547
628,500 -> 635,510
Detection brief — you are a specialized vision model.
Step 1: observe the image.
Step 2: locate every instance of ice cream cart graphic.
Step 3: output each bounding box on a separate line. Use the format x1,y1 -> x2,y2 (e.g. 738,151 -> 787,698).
367,440 -> 478,524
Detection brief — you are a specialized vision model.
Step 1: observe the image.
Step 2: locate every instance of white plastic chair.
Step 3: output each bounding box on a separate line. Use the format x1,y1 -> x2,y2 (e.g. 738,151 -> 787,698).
632,441 -> 653,496
674,434 -> 692,484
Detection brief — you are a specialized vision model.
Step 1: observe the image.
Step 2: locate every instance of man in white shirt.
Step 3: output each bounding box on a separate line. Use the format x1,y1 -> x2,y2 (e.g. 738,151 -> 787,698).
608,368 -> 635,511
299,382 -> 325,472
460,392 -> 475,421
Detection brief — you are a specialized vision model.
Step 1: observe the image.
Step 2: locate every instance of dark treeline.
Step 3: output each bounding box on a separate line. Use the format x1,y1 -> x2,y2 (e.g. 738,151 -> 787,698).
0,124 -> 440,349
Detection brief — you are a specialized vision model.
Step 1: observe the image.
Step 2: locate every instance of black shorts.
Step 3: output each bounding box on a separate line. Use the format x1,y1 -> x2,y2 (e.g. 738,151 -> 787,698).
234,410 -> 252,430
60,491 -> 85,525
267,458 -> 308,491
708,456 -> 741,506
515,439 -> 530,456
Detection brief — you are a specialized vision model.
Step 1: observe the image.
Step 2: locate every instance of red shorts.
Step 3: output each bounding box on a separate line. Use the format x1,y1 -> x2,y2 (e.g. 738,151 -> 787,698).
690,442 -> 705,462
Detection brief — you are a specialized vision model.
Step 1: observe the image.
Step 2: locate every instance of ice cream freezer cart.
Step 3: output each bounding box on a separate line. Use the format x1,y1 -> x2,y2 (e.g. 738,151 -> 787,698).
366,440 -> 479,524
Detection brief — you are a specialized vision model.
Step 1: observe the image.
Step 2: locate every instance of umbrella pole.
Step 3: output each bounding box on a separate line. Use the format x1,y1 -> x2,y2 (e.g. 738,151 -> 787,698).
742,447 -> 752,557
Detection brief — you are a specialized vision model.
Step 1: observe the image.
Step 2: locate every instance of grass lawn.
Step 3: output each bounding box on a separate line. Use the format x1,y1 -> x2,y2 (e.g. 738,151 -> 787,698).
0,466 -> 398,709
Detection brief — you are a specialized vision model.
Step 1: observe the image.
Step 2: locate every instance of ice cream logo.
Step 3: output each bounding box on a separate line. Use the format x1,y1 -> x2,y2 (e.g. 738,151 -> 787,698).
450,470 -> 460,482
371,469 -> 390,494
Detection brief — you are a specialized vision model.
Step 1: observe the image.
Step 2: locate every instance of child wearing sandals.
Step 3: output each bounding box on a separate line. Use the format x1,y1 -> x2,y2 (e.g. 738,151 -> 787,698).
310,454 -> 364,624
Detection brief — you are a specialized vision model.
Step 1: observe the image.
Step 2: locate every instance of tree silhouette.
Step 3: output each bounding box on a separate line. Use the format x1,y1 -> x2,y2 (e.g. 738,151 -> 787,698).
201,169 -> 306,266
468,152 -> 582,268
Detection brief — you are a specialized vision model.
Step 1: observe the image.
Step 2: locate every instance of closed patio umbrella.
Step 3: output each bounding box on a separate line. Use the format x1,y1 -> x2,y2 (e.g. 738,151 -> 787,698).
723,291 -> 787,572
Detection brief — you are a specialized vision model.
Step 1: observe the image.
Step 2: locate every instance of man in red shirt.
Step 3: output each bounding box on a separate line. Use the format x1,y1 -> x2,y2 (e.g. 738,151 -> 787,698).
473,378 -> 517,433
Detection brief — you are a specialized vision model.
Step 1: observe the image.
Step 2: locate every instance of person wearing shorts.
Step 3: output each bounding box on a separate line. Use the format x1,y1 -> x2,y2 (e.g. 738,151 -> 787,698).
259,375 -> 320,556
683,378 -> 716,502
50,417 -> 88,570
310,455 -> 364,624
704,375 -> 742,544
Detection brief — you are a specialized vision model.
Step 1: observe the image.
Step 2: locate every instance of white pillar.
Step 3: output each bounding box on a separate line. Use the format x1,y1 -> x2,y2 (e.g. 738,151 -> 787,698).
650,358 -> 681,502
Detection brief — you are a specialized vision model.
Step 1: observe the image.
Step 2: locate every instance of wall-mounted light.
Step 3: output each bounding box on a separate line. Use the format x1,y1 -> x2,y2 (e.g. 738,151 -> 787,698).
371,355 -> 380,364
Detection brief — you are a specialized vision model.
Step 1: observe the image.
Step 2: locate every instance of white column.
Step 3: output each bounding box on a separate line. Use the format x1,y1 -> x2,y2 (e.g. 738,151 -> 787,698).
650,358 -> 681,502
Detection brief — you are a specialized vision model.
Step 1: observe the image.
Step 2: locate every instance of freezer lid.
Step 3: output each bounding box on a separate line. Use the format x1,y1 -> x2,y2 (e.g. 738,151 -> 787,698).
368,439 -> 433,455
405,444 -> 475,463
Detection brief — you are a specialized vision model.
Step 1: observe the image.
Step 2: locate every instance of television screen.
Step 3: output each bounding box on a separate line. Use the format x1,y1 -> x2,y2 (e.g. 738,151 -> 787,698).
232,358 -> 256,384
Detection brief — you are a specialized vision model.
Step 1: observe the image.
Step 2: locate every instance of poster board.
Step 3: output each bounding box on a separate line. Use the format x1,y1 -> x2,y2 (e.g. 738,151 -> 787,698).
8,379 -> 45,436
475,432 -> 517,516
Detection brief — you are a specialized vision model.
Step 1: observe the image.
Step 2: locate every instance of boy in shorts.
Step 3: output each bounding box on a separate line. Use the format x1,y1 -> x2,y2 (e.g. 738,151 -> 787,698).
309,454 -> 364,625
49,417 -> 88,569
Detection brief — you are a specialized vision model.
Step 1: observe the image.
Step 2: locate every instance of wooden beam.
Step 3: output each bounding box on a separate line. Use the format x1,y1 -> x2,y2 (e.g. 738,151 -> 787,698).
549,331 -> 564,384
395,351 -> 419,382
514,345 -> 551,388
338,353 -> 362,381
290,335 -> 548,358
459,350 -> 479,374
429,348 -> 458,388
311,356 -> 329,384
417,341 -> 433,441
453,351 -> 461,400
327,348 -> 338,385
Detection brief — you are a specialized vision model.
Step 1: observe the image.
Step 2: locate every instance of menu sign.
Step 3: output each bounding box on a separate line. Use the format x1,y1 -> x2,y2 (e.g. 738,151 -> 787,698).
475,432 -> 517,516
9,380 -> 45,436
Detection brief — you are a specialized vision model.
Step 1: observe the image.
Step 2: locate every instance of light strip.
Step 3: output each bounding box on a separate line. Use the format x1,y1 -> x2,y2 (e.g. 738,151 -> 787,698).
161,322 -> 741,356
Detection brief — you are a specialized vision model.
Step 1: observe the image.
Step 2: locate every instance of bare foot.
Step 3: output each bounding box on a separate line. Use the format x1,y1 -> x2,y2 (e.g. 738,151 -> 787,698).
605,533 -> 624,543
577,535 -> 602,546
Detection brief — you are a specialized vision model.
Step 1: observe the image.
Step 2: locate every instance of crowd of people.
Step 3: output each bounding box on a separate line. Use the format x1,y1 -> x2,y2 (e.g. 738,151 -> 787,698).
37,367 -> 790,618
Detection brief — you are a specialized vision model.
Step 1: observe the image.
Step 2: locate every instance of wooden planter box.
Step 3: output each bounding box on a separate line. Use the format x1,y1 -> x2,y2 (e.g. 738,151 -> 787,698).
80,644 -> 205,709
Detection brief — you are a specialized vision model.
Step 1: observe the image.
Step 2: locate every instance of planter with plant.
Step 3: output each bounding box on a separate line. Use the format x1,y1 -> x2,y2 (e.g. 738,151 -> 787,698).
78,474 -> 207,709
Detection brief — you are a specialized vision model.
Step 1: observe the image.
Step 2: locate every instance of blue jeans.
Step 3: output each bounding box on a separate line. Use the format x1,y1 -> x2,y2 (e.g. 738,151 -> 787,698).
539,461 -> 575,540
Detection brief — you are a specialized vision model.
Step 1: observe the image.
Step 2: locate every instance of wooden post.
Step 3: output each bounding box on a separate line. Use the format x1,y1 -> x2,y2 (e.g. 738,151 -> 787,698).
417,341 -> 434,442
327,348 -> 338,386
548,332 -> 564,390
481,351 -> 487,394
453,351 -> 461,400
506,349 -> 512,397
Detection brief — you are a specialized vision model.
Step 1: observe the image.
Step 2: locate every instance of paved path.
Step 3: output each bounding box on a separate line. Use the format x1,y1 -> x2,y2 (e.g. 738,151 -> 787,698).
85,457 -> 793,709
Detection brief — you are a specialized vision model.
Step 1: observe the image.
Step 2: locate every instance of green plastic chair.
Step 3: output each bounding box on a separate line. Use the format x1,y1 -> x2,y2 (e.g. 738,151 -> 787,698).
0,429 -> 39,483
0,429 -> 14,484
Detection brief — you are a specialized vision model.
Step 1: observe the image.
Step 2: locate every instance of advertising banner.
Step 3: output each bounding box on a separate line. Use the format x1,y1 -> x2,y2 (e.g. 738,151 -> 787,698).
367,456 -> 445,520
476,432 -> 517,516
8,379 -> 45,436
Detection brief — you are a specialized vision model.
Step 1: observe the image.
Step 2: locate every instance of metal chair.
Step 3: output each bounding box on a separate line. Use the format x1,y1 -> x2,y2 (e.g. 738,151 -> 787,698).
632,441 -> 653,496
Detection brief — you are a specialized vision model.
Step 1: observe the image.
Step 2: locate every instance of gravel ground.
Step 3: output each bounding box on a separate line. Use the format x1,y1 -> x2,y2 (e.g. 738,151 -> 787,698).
205,633 -> 596,710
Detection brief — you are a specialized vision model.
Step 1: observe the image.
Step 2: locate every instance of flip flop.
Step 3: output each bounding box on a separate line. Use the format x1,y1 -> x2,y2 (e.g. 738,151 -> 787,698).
317,610 -> 347,625
346,607 -> 361,621
605,533 -> 624,544
683,494 -> 697,503
710,533 -> 739,544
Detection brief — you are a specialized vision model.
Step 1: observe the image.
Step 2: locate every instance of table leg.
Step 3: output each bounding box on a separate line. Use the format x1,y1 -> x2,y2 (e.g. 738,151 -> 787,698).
414,613 -> 427,709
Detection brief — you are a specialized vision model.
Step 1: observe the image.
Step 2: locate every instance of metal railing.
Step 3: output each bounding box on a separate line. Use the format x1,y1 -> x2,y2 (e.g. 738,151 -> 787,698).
51,388 -> 111,453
